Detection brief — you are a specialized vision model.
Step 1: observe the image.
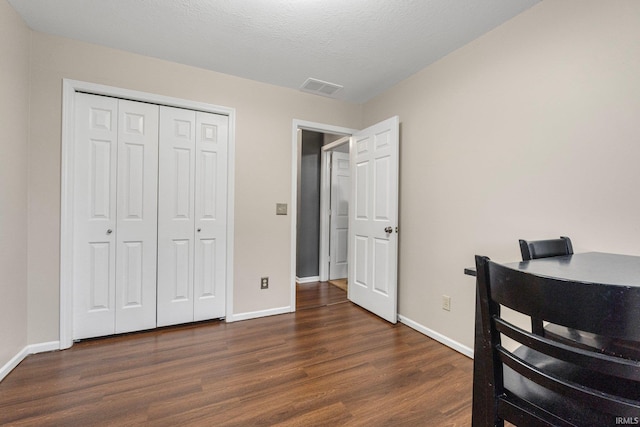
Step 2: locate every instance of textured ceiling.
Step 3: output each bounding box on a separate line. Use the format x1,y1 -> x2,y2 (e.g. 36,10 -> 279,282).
8,0 -> 540,103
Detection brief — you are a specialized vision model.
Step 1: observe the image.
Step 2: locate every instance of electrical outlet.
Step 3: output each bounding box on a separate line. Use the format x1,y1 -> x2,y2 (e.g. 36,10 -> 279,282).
442,295 -> 451,311
261,277 -> 269,289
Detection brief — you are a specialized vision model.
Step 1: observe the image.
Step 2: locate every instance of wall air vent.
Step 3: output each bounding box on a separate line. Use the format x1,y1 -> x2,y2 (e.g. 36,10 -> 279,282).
300,78 -> 343,98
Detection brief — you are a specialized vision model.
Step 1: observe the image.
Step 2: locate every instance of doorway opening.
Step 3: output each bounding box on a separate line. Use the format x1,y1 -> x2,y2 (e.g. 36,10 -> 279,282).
290,120 -> 357,311
296,130 -> 349,283
291,117 -> 400,322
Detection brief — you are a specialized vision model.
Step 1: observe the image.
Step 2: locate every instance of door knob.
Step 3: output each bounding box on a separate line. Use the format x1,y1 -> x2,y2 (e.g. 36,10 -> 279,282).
384,227 -> 393,234
106,229 -> 113,235
197,228 -> 202,232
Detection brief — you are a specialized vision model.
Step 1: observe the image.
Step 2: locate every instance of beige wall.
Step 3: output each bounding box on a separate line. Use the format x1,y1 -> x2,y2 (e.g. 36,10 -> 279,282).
9,0 -> 640,360
363,0 -> 640,350
27,32 -> 362,343
0,0 -> 30,367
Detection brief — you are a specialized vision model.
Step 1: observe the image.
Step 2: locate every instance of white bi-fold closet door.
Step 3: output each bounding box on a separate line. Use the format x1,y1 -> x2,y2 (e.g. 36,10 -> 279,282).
157,106 -> 228,327
73,93 -> 159,339
73,93 -> 227,340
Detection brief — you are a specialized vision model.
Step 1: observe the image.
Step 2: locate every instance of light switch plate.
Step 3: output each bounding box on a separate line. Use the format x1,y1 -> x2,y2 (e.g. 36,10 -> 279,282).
276,203 -> 288,215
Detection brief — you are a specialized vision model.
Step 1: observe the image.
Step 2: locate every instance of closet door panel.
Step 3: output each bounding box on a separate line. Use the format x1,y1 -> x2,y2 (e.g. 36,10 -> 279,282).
194,112 -> 228,321
73,93 -> 118,339
158,106 -> 196,327
115,100 -> 159,333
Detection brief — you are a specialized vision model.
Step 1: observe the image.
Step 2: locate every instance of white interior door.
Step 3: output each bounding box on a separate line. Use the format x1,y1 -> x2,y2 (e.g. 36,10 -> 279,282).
73,93 -> 119,339
193,112 -> 228,321
114,100 -> 159,333
329,151 -> 350,280
157,106 -> 197,327
348,116 -> 399,324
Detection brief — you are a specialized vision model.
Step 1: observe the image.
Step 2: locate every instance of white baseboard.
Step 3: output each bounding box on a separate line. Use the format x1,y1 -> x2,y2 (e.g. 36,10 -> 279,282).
28,341 -> 60,354
398,314 -> 474,359
1,341 -> 61,382
226,306 -> 292,323
295,276 -> 320,284
0,347 -> 29,382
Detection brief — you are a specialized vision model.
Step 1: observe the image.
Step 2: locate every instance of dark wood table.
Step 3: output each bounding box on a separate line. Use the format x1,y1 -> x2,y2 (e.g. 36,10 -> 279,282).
467,252 -> 640,426
503,251 -> 640,286
466,251 -> 640,283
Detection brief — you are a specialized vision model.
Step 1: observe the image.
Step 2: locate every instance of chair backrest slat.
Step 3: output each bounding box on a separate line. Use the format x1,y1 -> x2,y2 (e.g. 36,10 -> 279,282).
497,398 -> 573,427
494,317 -> 640,381
489,261 -> 640,341
498,347 -> 640,415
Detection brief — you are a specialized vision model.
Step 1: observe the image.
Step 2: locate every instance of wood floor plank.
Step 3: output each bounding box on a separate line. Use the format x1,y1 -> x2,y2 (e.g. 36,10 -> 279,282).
0,284 -> 473,426
296,281 -> 348,310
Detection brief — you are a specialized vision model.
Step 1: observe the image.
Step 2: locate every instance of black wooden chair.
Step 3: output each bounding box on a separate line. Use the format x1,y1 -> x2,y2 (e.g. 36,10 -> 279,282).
519,236 -> 573,261
518,236 -> 573,336
519,236 -> 640,360
472,255 -> 640,426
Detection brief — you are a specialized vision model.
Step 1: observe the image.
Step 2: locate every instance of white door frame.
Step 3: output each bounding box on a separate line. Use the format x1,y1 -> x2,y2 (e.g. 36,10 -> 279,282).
60,79 -> 236,349
318,136 -> 350,282
290,120 -> 357,311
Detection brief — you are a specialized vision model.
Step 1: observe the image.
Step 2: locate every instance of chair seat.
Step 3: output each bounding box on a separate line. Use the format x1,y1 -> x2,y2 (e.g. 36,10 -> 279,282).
504,346 -> 640,425
544,324 -> 640,360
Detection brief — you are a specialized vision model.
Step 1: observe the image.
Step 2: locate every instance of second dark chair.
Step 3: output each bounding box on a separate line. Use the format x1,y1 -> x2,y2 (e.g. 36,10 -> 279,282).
519,236 -> 573,261
520,236 -> 640,359
518,236 -> 573,336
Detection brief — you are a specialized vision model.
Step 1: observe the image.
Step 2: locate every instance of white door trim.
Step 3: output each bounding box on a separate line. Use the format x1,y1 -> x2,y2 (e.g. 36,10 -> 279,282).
60,79 -> 236,349
290,120 -> 357,311
319,136 -> 350,282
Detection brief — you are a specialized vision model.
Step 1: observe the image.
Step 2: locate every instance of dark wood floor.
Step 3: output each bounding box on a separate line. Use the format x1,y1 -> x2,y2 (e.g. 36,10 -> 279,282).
0,283 -> 473,426
296,280 -> 349,310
